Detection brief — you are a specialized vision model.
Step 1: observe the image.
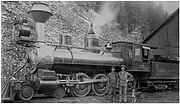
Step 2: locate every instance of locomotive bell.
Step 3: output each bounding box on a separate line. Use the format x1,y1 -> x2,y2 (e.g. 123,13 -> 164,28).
28,3 -> 52,42
105,42 -> 112,50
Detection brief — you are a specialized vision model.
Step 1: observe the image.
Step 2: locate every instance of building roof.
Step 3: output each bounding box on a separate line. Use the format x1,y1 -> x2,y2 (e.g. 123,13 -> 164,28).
142,8 -> 179,43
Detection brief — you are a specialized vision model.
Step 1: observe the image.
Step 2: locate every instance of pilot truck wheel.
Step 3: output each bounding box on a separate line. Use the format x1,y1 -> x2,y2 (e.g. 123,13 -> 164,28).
18,84 -> 34,101
53,85 -> 66,99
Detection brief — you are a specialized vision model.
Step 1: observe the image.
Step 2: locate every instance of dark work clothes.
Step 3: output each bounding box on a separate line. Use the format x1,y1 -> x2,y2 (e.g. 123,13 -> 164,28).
108,71 -> 118,103
108,72 -> 118,88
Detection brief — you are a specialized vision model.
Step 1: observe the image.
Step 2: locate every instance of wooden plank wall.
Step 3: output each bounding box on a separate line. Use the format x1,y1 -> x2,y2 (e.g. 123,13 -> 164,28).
144,11 -> 179,58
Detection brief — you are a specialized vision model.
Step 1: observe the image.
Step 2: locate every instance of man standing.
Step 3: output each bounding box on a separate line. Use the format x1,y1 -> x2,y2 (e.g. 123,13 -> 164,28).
118,65 -> 133,103
107,66 -> 118,103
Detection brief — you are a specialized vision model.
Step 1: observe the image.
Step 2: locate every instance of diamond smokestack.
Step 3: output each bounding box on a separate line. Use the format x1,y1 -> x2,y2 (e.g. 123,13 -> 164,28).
28,3 -> 52,42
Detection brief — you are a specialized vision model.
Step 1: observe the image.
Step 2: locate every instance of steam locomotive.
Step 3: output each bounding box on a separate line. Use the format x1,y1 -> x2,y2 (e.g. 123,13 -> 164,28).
2,3 -> 178,102
2,3 -> 135,101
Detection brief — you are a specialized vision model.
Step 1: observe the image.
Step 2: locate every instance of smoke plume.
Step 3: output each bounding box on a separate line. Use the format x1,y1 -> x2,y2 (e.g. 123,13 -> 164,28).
93,1 -> 120,27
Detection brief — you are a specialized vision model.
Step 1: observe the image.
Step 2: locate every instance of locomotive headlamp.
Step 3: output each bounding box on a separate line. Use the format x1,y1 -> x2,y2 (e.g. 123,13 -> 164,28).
14,19 -> 36,41
28,3 -> 52,42
18,23 -> 31,38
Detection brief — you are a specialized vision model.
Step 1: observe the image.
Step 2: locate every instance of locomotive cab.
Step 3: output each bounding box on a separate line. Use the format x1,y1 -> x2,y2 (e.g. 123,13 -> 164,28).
112,41 -> 156,71
112,41 -> 159,89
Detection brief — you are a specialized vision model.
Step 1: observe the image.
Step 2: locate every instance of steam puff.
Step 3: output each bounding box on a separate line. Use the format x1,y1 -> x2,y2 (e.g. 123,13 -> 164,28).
93,1 -> 120,27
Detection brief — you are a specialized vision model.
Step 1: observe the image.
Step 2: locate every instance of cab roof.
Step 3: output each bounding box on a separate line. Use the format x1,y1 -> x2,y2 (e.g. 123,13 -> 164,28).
112,41 -> 157,49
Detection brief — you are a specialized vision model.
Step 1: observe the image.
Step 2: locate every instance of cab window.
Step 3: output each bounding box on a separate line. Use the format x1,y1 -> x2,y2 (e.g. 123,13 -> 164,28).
135,47 -> 141,61
142,47 -> 150,62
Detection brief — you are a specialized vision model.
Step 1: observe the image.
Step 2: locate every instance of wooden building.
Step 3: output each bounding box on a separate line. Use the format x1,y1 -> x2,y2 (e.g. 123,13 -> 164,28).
142,8 -> 179,59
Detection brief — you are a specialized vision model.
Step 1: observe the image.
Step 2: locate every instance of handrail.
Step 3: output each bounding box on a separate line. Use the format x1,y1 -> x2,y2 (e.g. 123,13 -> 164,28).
18,61 -> 40,81
16,40 -> 128,54
8,60 -> 27,80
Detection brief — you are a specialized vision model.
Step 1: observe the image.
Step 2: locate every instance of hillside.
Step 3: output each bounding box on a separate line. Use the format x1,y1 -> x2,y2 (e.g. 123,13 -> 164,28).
1,1 -> 169,77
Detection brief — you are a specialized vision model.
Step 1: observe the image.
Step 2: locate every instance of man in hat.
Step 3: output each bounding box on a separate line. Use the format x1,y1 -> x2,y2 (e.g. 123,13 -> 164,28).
107,66 -> 118,103
117,65 -> 133,103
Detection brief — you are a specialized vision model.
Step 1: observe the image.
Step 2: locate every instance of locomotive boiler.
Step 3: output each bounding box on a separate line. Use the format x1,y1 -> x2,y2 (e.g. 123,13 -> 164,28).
2,3 -> 131,101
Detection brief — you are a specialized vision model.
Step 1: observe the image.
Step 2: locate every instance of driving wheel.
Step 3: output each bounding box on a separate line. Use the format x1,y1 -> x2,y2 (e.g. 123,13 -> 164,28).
92,74 -> 108,96
127,75 -> 136,92
72,73 -> 91,97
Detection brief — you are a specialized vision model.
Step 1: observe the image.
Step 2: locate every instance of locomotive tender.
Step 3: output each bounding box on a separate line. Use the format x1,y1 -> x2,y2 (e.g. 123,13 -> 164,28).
112,41 -> 179,91
2,3 -> 128,101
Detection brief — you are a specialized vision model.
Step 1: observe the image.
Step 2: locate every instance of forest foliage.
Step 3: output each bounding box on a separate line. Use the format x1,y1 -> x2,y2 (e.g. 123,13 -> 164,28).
1,1 -> 170,77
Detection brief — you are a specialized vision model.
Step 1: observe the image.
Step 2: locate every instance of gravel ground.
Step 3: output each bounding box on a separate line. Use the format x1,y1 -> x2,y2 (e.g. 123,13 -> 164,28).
6,89 -> 178,103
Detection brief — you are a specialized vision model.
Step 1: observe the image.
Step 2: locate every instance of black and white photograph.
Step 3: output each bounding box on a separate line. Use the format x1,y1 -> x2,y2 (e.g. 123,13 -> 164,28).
1,1 -> 179,103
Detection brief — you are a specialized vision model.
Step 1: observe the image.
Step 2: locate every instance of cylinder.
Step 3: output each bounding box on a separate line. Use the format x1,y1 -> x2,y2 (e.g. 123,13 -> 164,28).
35,78 -> 59,93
